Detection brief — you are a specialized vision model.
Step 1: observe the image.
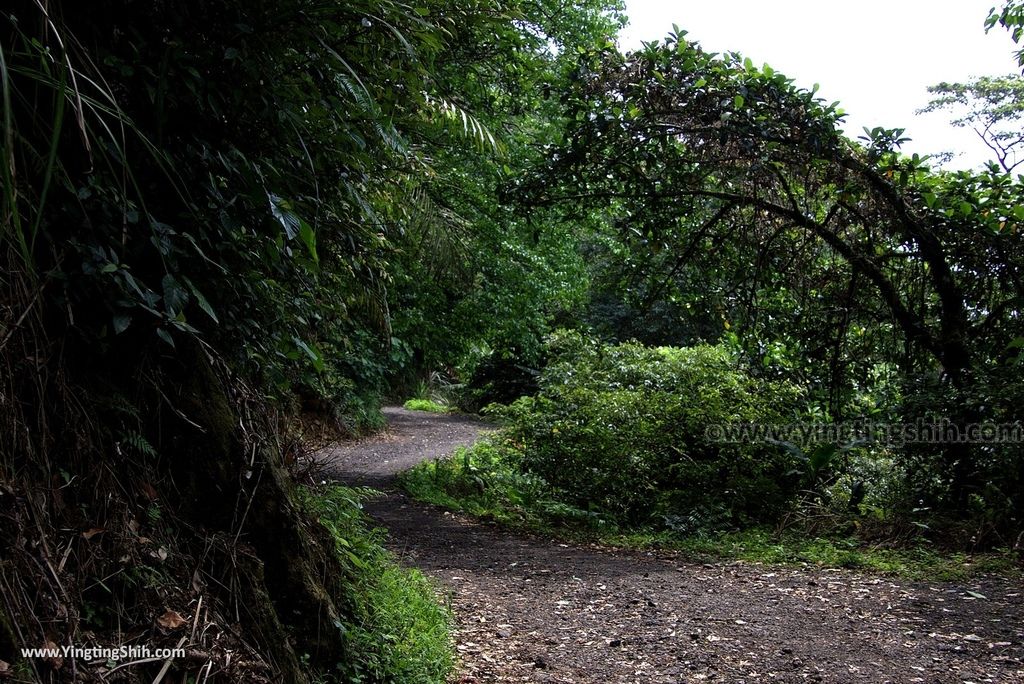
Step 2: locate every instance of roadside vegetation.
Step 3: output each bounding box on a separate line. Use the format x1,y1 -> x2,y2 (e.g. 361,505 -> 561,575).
402,441 -> 1021,582
402,332 -> 1023,581
302,487 -> 453,683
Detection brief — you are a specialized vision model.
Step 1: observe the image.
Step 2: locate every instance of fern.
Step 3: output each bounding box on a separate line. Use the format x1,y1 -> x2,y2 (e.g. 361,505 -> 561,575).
119,429 -> 157,458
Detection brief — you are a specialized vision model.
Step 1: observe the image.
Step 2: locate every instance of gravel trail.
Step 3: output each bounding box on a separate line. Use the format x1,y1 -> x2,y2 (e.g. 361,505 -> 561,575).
319,407 -> 1024,683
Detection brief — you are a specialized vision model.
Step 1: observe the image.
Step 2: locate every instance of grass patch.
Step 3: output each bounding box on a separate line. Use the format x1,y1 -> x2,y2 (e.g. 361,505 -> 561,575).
302,485 -> 453,683
399,440 -> 1022,583
403,398 -> 451,413
603,528 -> 1021,581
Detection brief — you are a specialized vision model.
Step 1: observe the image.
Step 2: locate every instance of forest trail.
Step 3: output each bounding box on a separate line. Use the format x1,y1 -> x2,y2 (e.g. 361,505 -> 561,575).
317,408 -> 1024,683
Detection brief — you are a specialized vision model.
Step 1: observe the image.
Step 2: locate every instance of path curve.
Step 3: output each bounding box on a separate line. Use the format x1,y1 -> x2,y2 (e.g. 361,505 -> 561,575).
316,405 -> 493,487
318,407 -> 1024,683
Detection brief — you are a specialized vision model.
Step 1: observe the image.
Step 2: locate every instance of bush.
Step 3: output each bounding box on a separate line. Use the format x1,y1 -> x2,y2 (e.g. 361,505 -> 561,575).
491,331 -> 804,528
400,439 -> 602,530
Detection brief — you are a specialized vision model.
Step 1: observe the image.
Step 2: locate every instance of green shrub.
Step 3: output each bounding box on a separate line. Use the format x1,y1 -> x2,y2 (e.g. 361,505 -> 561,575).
303,486 -> 453,683
491,331 -> 804,528
400,439 -> 598,530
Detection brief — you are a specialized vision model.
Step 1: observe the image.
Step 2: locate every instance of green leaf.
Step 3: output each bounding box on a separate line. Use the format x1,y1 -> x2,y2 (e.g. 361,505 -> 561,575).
808,444 -> 838,473
345,550 -> 366,568
733,95 -> 745,109
269,193 -> 300,239
161,274 -> 189,315
112,314 -> 131,334
293,336 -> 325,373
183,277 -> 218,324
156,328 -> 175,348
298,219 -> 319,265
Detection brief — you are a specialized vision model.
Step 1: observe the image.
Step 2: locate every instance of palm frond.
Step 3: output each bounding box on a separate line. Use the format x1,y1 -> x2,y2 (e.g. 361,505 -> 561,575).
422,93 -> 505,156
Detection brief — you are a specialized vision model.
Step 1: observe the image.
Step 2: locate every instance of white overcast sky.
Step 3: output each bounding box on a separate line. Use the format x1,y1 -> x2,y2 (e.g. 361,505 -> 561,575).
619,0 -> 1018,170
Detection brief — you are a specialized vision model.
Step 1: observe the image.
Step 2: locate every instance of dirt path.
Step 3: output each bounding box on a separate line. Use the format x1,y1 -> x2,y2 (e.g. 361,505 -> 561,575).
316,406 -> 492,487
318,408 -> 1024,683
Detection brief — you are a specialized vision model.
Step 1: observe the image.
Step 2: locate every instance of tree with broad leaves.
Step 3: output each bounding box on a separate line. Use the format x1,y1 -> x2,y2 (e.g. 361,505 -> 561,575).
519,32 -> 1024,511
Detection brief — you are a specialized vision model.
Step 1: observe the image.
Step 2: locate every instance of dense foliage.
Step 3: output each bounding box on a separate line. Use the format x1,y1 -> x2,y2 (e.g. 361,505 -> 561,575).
406,8 -> 1024,557
0,0 -> 623,680
513,31 -> 1024,532
493,332 -> 803,526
